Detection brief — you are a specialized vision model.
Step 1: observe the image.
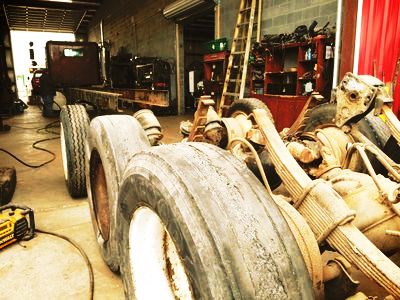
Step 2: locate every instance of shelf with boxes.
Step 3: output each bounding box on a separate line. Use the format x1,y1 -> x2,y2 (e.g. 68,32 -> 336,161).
249,36 -> 334,131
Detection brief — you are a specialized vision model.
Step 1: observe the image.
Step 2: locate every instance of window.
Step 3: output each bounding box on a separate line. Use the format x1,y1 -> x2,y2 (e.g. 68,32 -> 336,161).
63,48 -> 84,57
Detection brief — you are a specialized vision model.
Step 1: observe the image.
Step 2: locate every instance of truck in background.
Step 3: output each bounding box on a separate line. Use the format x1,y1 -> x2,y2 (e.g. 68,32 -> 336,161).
46,41 -> 175,114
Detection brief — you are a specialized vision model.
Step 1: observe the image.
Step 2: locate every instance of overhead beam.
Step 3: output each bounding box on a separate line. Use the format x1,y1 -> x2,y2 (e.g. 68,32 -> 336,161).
0,0 -> 100,10
2,4 -> 9,28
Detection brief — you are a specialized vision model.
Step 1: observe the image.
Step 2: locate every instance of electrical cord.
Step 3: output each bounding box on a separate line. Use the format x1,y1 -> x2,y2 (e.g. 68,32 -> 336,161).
0,120 -> 60,168
36,120 -> 60,135
36,228 -> 94,300
6,102 -> 93,298
228,137 -> 273,194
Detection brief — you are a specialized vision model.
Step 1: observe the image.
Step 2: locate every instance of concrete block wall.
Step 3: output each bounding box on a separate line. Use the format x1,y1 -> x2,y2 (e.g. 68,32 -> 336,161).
88,0 -> 176,58
220,0 -> 337,46
87,0 -> 180,112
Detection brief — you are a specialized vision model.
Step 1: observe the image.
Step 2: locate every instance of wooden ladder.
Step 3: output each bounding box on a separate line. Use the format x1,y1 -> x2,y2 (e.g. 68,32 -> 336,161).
218,0 -> 262,116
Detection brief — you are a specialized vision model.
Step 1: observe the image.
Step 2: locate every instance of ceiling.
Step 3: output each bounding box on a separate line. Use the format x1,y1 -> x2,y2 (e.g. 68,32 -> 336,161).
184,7 -> 214,38
0,0 -> 101,34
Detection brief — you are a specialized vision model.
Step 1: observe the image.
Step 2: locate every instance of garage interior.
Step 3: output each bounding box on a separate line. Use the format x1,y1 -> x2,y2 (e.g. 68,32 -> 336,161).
1,0 -> 400,299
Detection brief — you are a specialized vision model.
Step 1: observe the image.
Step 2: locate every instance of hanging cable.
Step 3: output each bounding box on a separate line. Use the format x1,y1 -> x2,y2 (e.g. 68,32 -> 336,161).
35,228 -> 94,300
0,120 -> 60,168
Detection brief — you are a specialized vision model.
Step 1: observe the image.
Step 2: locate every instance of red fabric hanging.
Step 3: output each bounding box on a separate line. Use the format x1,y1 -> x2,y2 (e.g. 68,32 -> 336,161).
358,0 -> 400,117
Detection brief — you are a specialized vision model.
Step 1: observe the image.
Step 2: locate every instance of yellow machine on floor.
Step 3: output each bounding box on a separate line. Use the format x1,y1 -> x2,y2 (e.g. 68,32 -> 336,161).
0,204 -> 35,249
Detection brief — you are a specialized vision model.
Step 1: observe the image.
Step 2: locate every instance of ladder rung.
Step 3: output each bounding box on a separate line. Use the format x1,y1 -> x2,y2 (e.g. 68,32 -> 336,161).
221,105 -> 231,109
223,92 -> 240,97
237,21 -> 258,27
232,51 -> 245,54
240,7 -> 251,13
237,21 -> 250,27
226,79 -> 241,83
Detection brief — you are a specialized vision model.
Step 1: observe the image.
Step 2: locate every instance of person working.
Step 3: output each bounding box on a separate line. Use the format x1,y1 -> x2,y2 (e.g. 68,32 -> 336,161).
39,70 -> 57,117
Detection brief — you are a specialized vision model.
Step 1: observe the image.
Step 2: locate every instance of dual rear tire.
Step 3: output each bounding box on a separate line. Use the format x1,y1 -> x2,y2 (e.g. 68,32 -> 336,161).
61,106 -> 313,298
60,105 -> 89,198
116,143 -> 313,299
85,115 -> 150,272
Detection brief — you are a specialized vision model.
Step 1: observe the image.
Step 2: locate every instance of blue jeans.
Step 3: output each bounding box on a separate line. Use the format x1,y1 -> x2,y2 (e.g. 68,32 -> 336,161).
42,95 -> 54,117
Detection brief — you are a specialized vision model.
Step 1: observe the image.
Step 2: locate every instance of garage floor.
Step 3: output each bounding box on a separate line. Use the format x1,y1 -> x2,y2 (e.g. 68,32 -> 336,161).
0,106 -> 191,299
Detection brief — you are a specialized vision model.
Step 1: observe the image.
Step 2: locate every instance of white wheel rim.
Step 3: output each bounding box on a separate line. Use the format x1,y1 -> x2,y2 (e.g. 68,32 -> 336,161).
129,207 -> 193,300
60,123 -> 69,181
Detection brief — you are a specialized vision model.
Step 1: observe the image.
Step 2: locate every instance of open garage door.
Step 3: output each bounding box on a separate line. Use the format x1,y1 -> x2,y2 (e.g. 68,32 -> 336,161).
0,21 -> 16,116
163,0 -> 215,22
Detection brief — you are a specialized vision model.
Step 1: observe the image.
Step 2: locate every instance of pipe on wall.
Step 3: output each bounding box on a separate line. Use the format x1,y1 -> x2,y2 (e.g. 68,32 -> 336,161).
332,0 -> 343,87
353,0 -> 364,74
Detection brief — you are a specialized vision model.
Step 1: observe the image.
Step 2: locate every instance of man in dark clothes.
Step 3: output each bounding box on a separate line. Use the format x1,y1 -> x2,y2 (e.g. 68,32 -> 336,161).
39,70 -> 57,117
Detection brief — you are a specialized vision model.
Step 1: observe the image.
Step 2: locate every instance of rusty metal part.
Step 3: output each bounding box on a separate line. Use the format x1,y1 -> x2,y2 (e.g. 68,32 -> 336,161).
179,120 -> 192,138
323,260 -> 343,283
133,109 -> 163,146
90,150 -> 111,241
322,262 -> 342,283
315,127 -> 363,172
286,140 -> 321,164
68,87 -> 121,111
323,255 -> 360,300
246,128 -> 266,145
204,126 -> 225,146
364,145 -> 400,182
290,126 -> 362,178
204,107 -> 225,145
67,87 -> 170,113
382,105 -> 400,144
350,126 -> 400,182
221,106 -> 261,146
251,108 -> 400,297
116,88 -> 169,108
187,96 -> 215,142
335,73 -> 379,127
274,195 -> 324,299
346,143 -> 400,203
323,256 -> 359,285
321,168 -> 400,254
221,117 -> 249,147
372,86 -> 393,117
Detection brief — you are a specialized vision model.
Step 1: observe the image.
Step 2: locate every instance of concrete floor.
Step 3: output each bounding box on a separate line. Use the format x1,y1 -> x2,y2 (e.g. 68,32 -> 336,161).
0,106 -> 191,299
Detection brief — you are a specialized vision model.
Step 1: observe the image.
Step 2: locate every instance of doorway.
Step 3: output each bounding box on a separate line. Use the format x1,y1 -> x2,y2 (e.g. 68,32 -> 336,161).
10,31 -> 74,103
182,8 -> 215,112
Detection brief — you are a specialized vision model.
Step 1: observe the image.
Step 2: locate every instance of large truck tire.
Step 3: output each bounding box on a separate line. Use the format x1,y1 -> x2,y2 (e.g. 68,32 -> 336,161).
227,97 -> 274,121
60,105 -> 89,198
117,143 -> 313,299
303,103 -> 391,148
86,115 -> 150,272
0,167 -> 16,205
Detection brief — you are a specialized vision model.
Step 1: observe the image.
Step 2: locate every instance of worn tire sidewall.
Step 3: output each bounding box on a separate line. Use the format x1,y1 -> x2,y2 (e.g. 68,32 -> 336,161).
60,105 -> 89,197
86,115 -> 151,272
86,121 -> 120,272
117,169 -> 212,298
117,143 -> 313,299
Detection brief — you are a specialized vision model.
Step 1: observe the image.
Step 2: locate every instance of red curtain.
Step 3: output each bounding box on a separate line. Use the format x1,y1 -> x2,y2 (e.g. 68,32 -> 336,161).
358,0 -> 400,116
